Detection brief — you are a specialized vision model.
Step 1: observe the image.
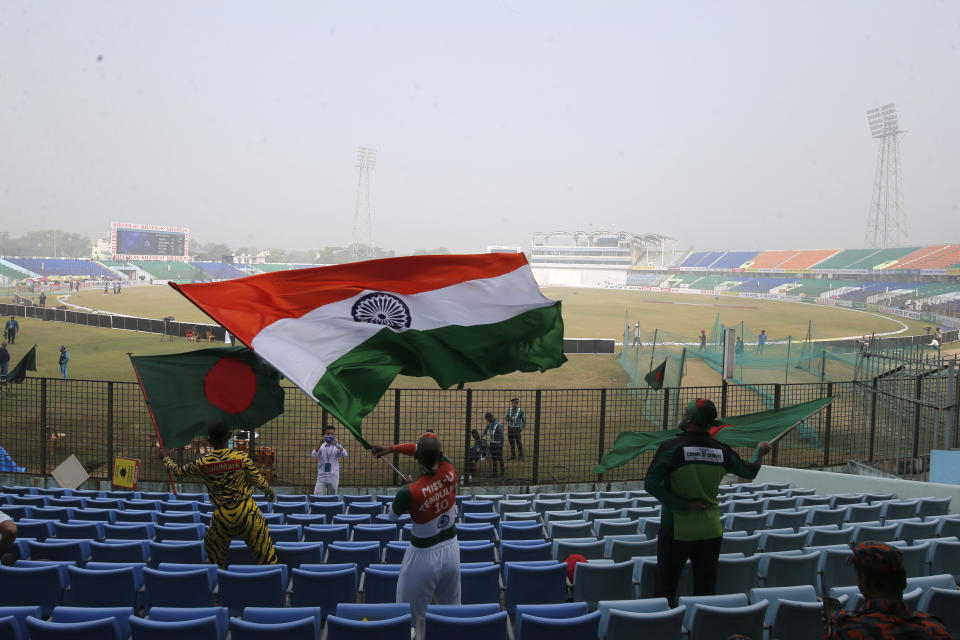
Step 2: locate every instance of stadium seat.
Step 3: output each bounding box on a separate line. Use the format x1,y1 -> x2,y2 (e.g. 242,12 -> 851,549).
766,509 -> 808,531
155,523 -> 204,541
228,616 -> 315,640
881,500 -> 920,521
461,563 -> 500,604
515,609 -> 601,640
679,594 -> 766,640
750,585 -> 823,640
72,508 -> 116,523
725,512 -> 768,534
889,541 -> 932,577
917,497 -> 952,520
806,508 -> 847,527
26,616 -> 122,640
546,520 -> 592,539
572,560 -> 634,609
325,613 -> 412,640
149,541 -> 206,566
0,605 -> 41,640
759,530 -> 807,553
938,516 -> 960,539
424,610 -> 508,640
504,562 -> 568,613
284,513 -> 326,527
459,540 -> 496,564
845,503 -> 883,523
362,566 -> 401,603
157,512 -> 201,525
290,566 -> 358,616
50,606 -> 134,640
719,532 -> 761,556
27,540 -> 90,565
851,522 -> 899,543
456,522 -> 497,543
926,538 -> 960,580
217,567 -> 285,615
114,509 -> 158,523
757,551 -> 819,588
143,567 -> 215,610
148,607 -> 228,640
606,535 -> 657,563
554,538 -> 604,561
15,520 -> 56,541
906,574 -> 958,598
816,548 -> 856,595
327,541 -> 380,573
65,565 -> 139,607
104,522 -> 155,540
595,519 -> 640,538
918,588 -> 960,637
89,540 -> 150,563
272,541 -> 324,569
500,522 -> 543,541
895,519 -> 940,544
715,554 -> 760,594
303,524 -> 350,546
54,521 -> 105,541
805,526 -> 855,547
129,615 -> 221,640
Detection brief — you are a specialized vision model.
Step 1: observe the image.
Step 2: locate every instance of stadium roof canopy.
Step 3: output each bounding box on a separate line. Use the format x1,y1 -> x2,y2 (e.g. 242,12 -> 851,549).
532,230 -> 676,246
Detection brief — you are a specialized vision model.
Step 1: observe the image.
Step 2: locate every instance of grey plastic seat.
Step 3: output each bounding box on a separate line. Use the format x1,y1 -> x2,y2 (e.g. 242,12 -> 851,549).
725,512 -> 768,535
845,503 -> 883,523
766,509 -> 808,532
601,498 -> 635,510
817,548 -> 856,595
532,500 -> 565,517
880,500 -> 920,522
763,497 -> 799,512
547,520 -> 594,539
571,560 -> 634,610
862,492 -> 895,503
806,507 -> 847,527
938,516 -> 960,539
567,499 -> 601,511
499,500 -> 533,515
759,530 -> 808,553
714,554 -> 760,595
852,522 -> 899,544
917,497 -> 952,520
543,510 -> 582,523
830,494 -> 865,508
805,526 -> 855,547
607,606 -> 686,640
918,588 -> 960,638
594,519 -> 640,538
554,538 -> 605,561
606,536 -> 657,563
682,595 -> 767,640
889,541 -> 932,577
798,495 -> 832,508
895,519 -> 939,545
731,499 -> 766,513
596,597 -> 670,638
906,574 -> 958,597
926,538 -> 960,581
584,508 -> 622,523
719,532 -> 761,556
757,551 -> 820,588
750,585 -> 826,640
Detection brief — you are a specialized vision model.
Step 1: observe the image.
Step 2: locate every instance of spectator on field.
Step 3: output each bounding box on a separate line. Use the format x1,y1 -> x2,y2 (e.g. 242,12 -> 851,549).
312,426 -> 347,495
39,291 -> 46,308
735,337 -> 744,355
756,329 -> 767,355
58,345 -> 69,380
824,542 -> 950,639
4,317 -> 18,345
0,342 -> 8,382
482,412 -> 504,477
633,321 -> 643,347
504,397 -> 526,461
699,329 -> 707,351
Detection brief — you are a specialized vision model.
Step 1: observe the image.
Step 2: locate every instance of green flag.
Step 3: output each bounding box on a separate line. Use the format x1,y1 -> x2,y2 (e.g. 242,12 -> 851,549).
7,345 -> 37,383
129,346 -> 286,448
594,396 -> 835,473
644,359 -> 667,389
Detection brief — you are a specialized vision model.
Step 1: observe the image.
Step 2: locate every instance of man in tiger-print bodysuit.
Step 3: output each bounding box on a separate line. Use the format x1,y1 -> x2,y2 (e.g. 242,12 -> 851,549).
160,421 -> 278,567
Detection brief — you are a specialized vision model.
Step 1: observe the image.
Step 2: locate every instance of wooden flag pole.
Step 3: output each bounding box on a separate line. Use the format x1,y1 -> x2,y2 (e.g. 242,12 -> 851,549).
128,353 -> 178,494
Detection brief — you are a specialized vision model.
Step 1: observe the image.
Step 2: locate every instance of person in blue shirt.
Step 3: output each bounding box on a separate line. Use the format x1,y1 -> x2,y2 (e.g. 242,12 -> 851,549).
58,346 -> 69,380
756,330 -> 767,355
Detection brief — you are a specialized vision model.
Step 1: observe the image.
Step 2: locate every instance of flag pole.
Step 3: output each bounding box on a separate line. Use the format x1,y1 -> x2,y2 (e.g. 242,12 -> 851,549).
128,354 -> 178,494
378,455 -> 411,483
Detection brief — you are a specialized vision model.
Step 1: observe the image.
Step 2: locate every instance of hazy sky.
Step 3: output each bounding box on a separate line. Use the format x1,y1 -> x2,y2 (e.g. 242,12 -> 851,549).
1,1 -> 958,254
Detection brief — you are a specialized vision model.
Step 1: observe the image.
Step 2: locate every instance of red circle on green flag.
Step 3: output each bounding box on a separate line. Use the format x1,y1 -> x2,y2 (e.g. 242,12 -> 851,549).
204,357 -> 257,413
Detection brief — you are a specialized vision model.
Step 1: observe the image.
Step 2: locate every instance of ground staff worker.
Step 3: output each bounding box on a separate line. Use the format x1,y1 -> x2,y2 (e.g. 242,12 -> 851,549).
645,398 -> 770,606
160,421 -> 279,568
372,433 -> 460,639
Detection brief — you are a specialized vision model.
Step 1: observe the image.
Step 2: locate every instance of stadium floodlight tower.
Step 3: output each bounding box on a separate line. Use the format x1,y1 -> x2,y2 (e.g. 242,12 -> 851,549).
352,146 -> 377,262
864,104 -> 906,248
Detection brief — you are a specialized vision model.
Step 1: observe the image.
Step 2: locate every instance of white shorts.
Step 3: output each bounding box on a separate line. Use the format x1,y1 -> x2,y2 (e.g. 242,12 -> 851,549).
396,536 -> 460,638
313,478 -> 338,495
0,511 -> 10,525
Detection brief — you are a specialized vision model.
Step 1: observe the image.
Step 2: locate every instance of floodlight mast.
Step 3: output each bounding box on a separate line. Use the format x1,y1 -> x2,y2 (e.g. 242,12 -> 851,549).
352,147 -> 377,262
864,104 -> 905,248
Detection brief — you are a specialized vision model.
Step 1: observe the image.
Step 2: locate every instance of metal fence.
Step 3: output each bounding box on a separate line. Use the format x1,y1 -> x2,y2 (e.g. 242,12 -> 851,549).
2,373 -> 957,490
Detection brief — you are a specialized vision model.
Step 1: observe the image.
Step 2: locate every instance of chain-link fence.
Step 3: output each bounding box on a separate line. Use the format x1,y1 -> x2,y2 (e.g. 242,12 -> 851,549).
2,373 -> 956,489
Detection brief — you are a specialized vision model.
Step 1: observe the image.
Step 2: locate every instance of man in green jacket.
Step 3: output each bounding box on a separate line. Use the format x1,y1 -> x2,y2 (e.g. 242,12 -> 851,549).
645,398 -> 771,606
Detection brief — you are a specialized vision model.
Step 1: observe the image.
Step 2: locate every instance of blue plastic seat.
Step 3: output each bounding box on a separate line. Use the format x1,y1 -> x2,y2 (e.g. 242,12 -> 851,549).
0,606 -> 41,640
29,507 -> 75,523
217,567 -> 285,615
285,513 -> 327,527
326,613 -> 412,640
424,610 -> 508,640
310,501 -> 345,521
725,512 -> 769,534
760,530 -> 808,553
348,502 -> 384,517
27,540 -> 90,564
71,508 -> 116,524
157,512 -> 201,526
500,522 -> 543,541
272,541 -> 324,569
147,606 -> 227,640
605,605 -> 685,640
462,500 -> 496,514
50,606 -> 133,640
129,614 -> 221,640
290,566 -> 358,617
143,567 -> 214,610
26,616 -> 121,640
353,523 -> 398,548
114,509 -> 158,523
516,610 -> 601,640
228,616 -> 315,640
606,536 -> 657,563
14,520 -> 55,541
546,520 -> 593,539
242,607 -> 323,638
461,563 -> 500,604
758,551 -> 820,588
363,566 -> 401,603
155,523 -> 204,541
385,540 -> 411,563
65,565 -> 138,607
805,526 -> 855,547
150,540 -> 205,565
89,540 -> 150,563
571,560 -> 633,609
303,523 -> 350,546
104,522 -> 155,540
504,562 -> 568,614
456,522 -> 497,543
327,541 -> 380,573
493,539 -> 543,563
554,538 -> 605,561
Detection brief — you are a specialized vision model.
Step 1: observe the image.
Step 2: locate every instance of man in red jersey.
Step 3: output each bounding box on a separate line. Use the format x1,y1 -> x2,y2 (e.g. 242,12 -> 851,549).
372,433 -> 460,637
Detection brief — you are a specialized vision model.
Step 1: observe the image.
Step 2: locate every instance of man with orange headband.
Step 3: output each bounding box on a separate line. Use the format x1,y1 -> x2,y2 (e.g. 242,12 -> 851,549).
372,432 -> 459,638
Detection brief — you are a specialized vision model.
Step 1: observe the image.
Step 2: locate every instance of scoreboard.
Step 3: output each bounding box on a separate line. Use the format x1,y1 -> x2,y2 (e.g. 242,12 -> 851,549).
111,223 -> 189,261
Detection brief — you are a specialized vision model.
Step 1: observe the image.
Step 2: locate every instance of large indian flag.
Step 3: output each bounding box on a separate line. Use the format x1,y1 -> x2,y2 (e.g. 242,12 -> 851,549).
171,253 -> 566,445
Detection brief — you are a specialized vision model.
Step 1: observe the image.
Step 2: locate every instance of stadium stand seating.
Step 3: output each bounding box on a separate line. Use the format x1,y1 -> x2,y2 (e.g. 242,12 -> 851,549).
5,257 -> 117,279
133,260 -> 206,282
735,278 -> 797,293
711,251 -> 759,269
190,261 -> 249,280
1,484 -> 957,638
887,244 -> 960,270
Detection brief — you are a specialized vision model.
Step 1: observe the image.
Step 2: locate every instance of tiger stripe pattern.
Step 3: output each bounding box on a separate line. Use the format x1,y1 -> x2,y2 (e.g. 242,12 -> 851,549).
162,448 -> 278,567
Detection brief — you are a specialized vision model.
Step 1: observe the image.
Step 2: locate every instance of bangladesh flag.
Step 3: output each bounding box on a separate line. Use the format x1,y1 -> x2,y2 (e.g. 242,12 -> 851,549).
644,359 -> 667,390
7,344 -> 37,383
129,346 -> 286,449
169,253 -> 566,447
595,396 -> 835,473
